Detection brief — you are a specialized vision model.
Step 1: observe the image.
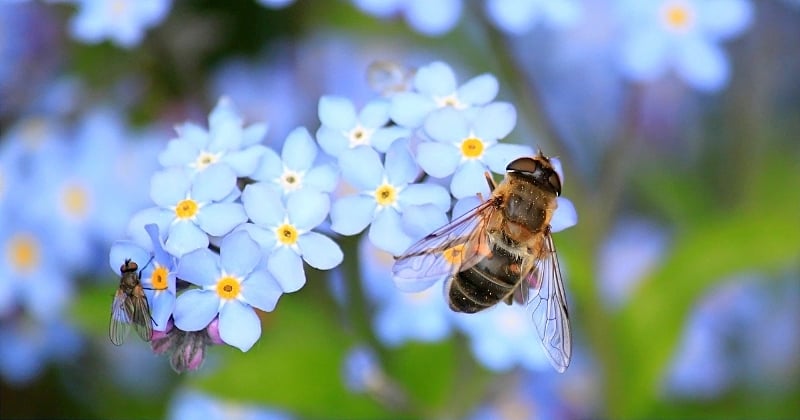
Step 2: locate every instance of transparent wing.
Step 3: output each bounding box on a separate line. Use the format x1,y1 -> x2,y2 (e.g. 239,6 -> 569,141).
130,286 -> 154,342
392,199 -> 496,292
526,232 -> 572,373
109,290 -> 132,346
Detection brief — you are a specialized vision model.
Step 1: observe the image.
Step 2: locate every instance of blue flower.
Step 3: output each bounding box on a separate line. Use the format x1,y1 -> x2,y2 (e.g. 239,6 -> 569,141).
454,304 -> 551,372
351,0 -> 463,36
67,0 -> 172,48
359,237 -> 452,345
485,0 -> 582,35
330,142 -> 451,255
109,224 -> 177,331
168,389 -> 292,420
129,165 -> 247,257
389,61 -> 499,128
0,318 -> 82,386
616,0 -> 754,91
417,104 -> 532,198
240,183 -> 343,293
172,231 -> 283,352
316,96 -> 408,158
159,97 -> 268,178
251,127 -> 338,196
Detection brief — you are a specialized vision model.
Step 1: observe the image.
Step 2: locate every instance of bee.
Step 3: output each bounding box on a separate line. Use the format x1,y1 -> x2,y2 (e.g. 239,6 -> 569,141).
109,258 -> 154,346
392,151 -> 572,372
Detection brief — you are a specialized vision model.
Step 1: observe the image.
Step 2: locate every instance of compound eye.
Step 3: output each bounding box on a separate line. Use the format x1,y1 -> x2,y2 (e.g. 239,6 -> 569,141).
506,157 -> 538,174
548,173 -> 562,196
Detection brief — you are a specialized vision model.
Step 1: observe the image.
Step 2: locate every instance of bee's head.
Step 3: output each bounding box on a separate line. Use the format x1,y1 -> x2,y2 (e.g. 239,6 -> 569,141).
506,153 -> 562,196
120,259 -> 138,274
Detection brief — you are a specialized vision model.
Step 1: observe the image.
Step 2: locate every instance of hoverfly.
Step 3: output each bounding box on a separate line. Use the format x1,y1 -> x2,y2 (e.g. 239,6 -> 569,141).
392,151 -> 572,372
109,258 -> 154,346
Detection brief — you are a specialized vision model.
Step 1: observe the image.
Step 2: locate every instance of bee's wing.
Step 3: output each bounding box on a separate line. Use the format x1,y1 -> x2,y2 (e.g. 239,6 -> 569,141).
130,286 -> 154,342
524,232 -> 572,373
109,290 -> 132,346
392,199 -> 497,292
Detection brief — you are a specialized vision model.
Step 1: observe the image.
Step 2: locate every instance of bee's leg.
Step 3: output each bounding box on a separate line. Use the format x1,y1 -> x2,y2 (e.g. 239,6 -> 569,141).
484,171 -> 497,192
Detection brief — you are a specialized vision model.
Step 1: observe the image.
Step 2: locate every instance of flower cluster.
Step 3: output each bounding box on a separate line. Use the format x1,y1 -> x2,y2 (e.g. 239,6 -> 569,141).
106,60 -> 578,372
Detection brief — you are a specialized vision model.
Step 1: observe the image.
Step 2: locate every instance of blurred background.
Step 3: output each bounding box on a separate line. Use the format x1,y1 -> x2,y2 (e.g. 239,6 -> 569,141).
1,0 -> 798,419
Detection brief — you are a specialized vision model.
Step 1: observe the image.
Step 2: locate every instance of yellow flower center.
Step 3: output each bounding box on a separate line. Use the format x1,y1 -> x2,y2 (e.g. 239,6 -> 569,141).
460,138 -> 484,159
6,233 -> 40,275
61,182 -> 91,221
150,265 -> 169,290
194,151 -> 220,171
374,184 -> 397,207
111,0 -> 128,16
216,276 -> 241,300
348,125 -> 374,148
175,199 -> 199,220
443,244 -> 465,267
435,94 -> 465,109
276,224 -> 299,245
661,1 -> 694,32
280,169 -> 303,192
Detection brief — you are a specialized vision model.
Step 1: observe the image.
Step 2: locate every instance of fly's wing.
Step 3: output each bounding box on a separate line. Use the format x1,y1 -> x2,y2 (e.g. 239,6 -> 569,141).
525,232 -> 572,373
109,290 -> 132,346
392,199 -> 496,293
130,286 -> 154,342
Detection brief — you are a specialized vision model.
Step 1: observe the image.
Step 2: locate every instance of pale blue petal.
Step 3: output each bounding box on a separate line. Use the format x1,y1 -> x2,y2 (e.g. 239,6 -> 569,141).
414,61 -> 457,96
223,145 -> 267,177
127,207 -> 173,250
173,290 -> 219,331
551,197 -> 578,232
424,107 -> 469,143
339,147 -> 383,190
150,169 -> 189,208
108,241 -> 150,274
484,143 -> 534,173
457,73 -> 498,105
165,221 -> 208,257
315,126 -> 348,158
619,28 -> 670,81
675,37 -> 728,92
242,122 -> 268,146
453,196 -> 485,219
192,164 -> 237,202
401,204 -> 449,239
416,141 -> 460,178
209,97 -> 243,129
241,270 -> 282,312
287,190 -> 329,230
305,164 -> 339,193
220,231 -> 261,277
236,223 -> 277,251
196,202 -> 247,236
297,232 -> 343,270
384,140 -> 419,186
358,99 -> 390,128
371,126 -> 410,152
330,195 -> 376,235
144,223 -> 173,268
406,0 -> 461,36
697,0 -> 753,40
173,122 -> 209,148
399,183 -> 452,212
389,92 -> 436,128
318,96 -> 357,131
268,247 -> 306,293
369,209 -> 414,256
241,182 -> 285,226
282,127 -> 317,170
209,120 -> 244,152
158,140 -> 198,167
472,102 -> 517,140
250,147 -> 282,181
485,0 -> 537,34
177,248 -> 219,286
149,291 -> 175,332
219,300 -> 260,351
451,161 -> 488,199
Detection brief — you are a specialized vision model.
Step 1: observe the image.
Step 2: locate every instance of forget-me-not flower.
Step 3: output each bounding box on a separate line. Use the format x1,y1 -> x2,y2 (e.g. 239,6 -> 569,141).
616,0 -> 754,92
316,96 -> 408,158
240,183 -> 343,293
330,141 -> 451,255
129,165 -> 247,257
389,61 -> 499,128
485,0 -> 582,35
418,103 -> 532,198
109,224 -> 177,332
173,231 -> 283,352
351,0 -> 463,36
251,127 -> 338,196
159,97 -> 268,178
67,0 -> 172,48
